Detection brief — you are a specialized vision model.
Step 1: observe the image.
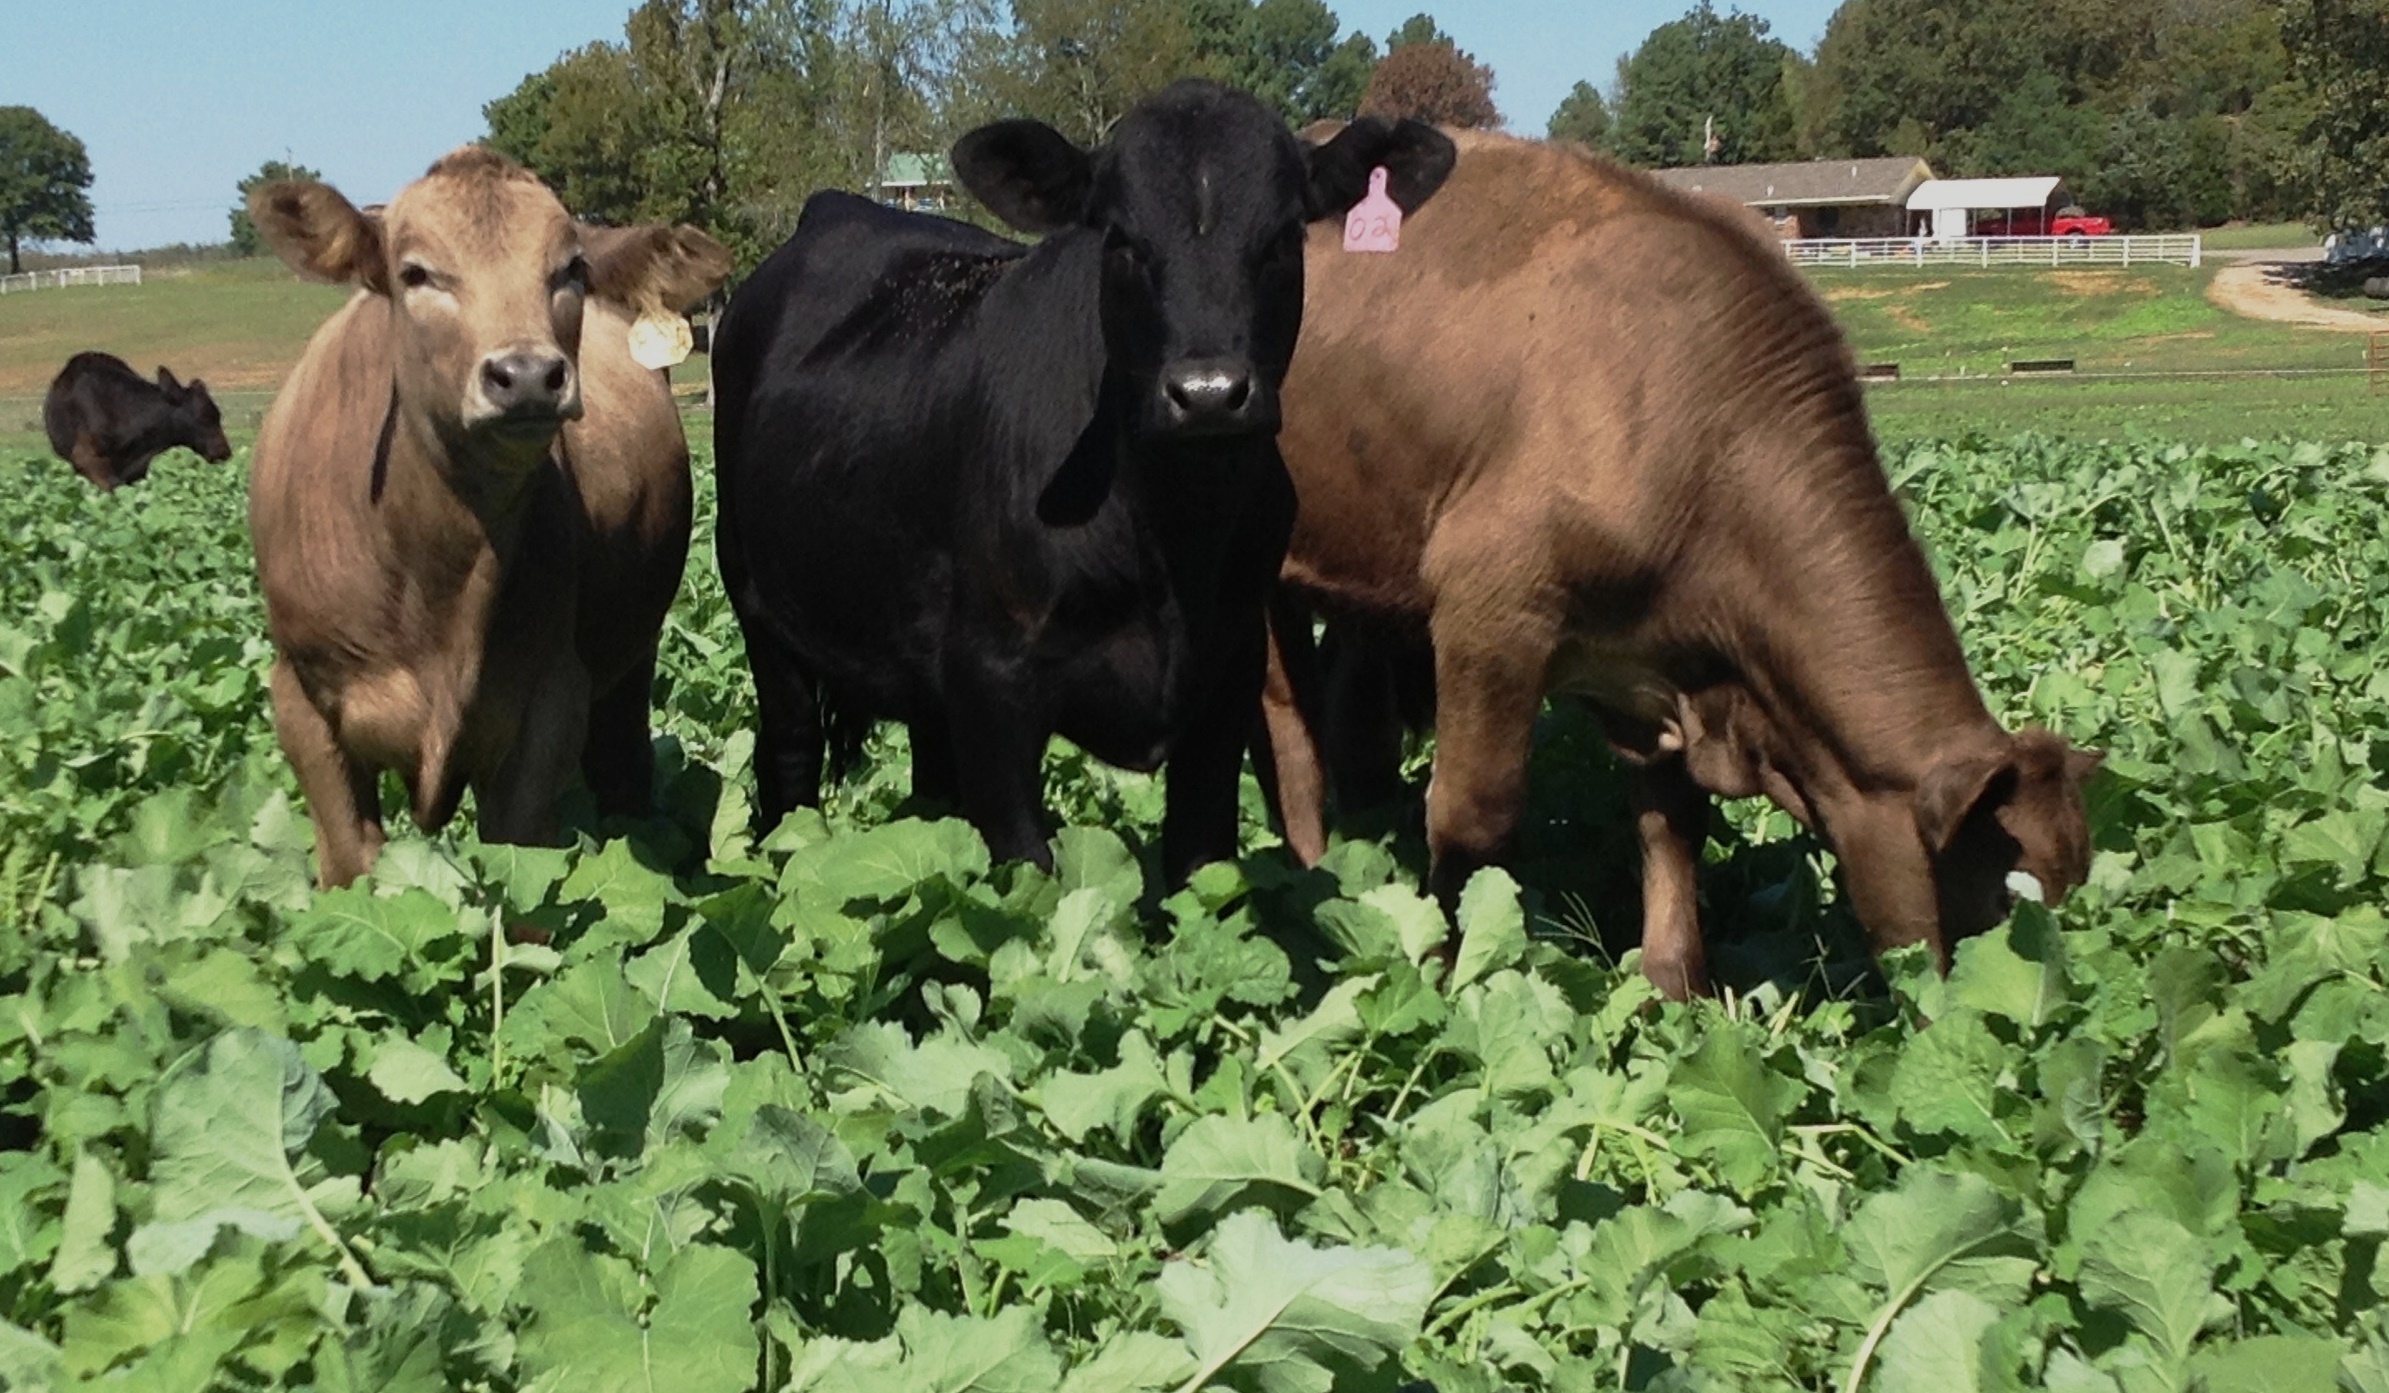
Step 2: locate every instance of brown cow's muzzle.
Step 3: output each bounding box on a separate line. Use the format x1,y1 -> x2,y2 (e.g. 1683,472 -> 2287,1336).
470,346 -> 582,433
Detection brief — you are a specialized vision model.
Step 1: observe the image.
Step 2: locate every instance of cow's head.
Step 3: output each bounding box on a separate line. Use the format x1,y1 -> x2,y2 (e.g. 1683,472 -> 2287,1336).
1917,728 -> 2102,939
249,148 -> 730,455
155,367 -> 232,463
953,82 -> 1455,441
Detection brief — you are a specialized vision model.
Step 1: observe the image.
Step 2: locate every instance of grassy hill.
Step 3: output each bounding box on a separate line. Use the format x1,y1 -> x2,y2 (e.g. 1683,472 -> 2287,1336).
5,251 -> 2385,464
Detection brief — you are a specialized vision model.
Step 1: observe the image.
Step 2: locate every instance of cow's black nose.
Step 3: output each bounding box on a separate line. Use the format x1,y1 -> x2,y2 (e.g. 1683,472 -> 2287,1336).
1161,358 -> 1258,432
479,349 -> 573,419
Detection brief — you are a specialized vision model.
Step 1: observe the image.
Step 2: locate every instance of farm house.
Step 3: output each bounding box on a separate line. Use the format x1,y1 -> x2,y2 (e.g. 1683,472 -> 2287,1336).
1649,155 -> 1935,238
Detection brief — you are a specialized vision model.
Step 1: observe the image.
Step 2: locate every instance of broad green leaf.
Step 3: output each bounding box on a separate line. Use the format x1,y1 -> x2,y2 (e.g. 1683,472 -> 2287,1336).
1156,1210 -> 1432,1393
1004,1199 -> 1118,1264
285,887 -> 465,984
2187,1334 -> 2345,1393
2076,1210 -> 2223,1373
0,1319 -> 62,1391
515,1239 -> 759,1393
824,1021 -> 1012,1119
1448,868 -> 1525,992
1888,1009 -> 2012,1141
784,817 -> 990,903
1947,913 -> 2070,1028
1876,1289 -> 2011,1393
1041,1030 -> 1172,1144
1153,1114 -> 1323,1226
1846,1169 -> 2035,1307
556,838 -> 678,950
1669,1028 -> 1798,1191
1059,1331 -> 1198,1393
52,1147 -> 118,1293
311,1282 -> 456,1393
368,1038 -> 468,1107
145,1030 -> 353,1266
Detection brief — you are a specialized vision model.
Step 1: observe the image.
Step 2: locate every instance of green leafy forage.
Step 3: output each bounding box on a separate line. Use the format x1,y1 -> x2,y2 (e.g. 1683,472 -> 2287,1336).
2,438 -> 2388,1387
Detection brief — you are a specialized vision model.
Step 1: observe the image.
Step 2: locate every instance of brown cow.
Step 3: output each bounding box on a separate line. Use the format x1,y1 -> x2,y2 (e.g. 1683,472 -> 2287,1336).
1263,130 -> 2100,999
247,148 -> 731,887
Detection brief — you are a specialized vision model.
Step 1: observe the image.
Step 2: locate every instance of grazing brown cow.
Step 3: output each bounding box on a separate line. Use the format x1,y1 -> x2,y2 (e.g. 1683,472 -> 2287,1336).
247,148 -> 731,887
1262,130 -> 2100,998
43,352 -> 233,489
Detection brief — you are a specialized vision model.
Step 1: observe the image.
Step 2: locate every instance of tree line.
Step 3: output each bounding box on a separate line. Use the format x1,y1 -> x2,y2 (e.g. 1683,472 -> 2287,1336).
4,0 -> 2387,270
1564,0 -> 2380,232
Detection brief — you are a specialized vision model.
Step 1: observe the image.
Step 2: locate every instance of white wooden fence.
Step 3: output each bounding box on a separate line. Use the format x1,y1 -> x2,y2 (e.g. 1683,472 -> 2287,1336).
1786,235 -> 2204,270
0,265 -> 143,294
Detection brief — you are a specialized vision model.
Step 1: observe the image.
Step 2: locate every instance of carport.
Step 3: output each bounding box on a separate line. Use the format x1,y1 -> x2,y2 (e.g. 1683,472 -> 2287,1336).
1906,176 -> 2065,241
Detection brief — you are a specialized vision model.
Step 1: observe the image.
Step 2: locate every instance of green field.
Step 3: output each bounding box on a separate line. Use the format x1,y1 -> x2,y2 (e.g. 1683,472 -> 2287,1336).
0,261 -> 715,456
1811,264 -> 2389,444
2196,221 -> 2322,252
1,429 -> 2385,1388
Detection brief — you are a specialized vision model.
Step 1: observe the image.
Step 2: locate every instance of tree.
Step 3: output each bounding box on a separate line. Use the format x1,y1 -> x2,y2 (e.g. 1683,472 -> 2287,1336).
1384,13 -> 1448,50
0,107 -> 95,275
963,0 -> 1200,144
1608,2 -> 1798,168
484,0 -> 906,267
1547,80 -> 1610,147
1184,0 -> 1377,124
229,160 -> 324,256
1357,38 -> 1497,128
2282,0 -> 2389,229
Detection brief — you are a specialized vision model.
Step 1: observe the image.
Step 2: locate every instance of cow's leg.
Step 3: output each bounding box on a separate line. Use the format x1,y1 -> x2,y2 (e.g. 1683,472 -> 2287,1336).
738,617 -> 827,832
1421,599 -> 1555,909
1631,757 -> 1713,1000
1258,593 -> 1328,866
941,682 -> 1053,870
909,719 -> 959,807
271,659 -> 383,887
1320,625 -> 1413,814
581,647 -> 658,818
1820,793 -> 1948,971
68,436 -> 117,491
476,664 -> 591,848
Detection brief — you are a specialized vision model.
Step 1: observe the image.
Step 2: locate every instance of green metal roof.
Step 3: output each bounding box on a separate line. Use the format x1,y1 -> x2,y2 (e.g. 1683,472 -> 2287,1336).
879,153 -> 952,189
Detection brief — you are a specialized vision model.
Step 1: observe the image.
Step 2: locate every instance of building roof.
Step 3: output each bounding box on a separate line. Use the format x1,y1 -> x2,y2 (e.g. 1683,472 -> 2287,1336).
1649,156 -> 1935,209
1907,176 -> 2065,211
879,152 -> 953,189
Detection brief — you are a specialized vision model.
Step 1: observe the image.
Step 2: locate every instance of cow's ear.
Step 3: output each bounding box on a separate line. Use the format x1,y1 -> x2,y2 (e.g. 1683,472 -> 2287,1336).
953,120 -> 1092,234
1303,117 -> 1458,221
155,366 -> 182,394
251,181 -> 389,294
1914,750 -> 2019,855
582,224 -> 734,313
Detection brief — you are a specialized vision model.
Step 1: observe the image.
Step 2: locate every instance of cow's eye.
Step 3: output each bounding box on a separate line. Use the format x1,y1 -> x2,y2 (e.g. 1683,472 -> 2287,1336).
556,256 -> 589,293
398,263 -> 434,291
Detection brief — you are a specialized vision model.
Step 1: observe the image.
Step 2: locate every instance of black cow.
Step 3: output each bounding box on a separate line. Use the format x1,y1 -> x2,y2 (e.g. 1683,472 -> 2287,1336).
714,81 -> 1454,882
43,352 -> 234,490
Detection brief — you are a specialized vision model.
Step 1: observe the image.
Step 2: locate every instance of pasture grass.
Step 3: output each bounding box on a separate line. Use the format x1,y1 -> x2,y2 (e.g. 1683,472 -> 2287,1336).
2196,219 -> 2320,250
1811,262 -> 2389,444
7,246 -> 2386,467
0,256 -> 716,457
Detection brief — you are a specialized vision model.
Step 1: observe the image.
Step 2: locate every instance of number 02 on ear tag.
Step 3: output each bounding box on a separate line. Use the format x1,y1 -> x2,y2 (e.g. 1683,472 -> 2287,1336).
1343,167 -> 1403,253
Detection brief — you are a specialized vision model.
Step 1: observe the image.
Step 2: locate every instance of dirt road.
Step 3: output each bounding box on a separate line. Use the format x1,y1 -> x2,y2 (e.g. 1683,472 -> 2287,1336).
2207,254 -> 2387,333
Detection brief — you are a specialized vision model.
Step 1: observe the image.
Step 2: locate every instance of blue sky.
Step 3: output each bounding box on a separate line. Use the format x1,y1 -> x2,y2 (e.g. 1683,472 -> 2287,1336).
4,0 -> 1841,251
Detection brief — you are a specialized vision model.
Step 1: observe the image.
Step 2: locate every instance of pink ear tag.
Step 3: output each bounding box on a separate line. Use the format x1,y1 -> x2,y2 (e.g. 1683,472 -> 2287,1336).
1342,167 -> 1402,253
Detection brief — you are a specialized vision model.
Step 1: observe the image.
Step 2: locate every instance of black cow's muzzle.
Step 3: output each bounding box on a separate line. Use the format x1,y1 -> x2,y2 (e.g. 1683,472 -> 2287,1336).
1154,357 -> 1275,438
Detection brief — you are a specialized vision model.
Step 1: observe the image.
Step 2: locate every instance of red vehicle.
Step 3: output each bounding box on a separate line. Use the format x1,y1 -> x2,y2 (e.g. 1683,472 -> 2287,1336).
1978,206 -> 2114,237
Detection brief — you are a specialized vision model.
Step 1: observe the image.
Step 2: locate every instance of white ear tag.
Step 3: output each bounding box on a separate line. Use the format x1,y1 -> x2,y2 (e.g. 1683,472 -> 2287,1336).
2004,870 -> 2047,904
628,310 -> 693,371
